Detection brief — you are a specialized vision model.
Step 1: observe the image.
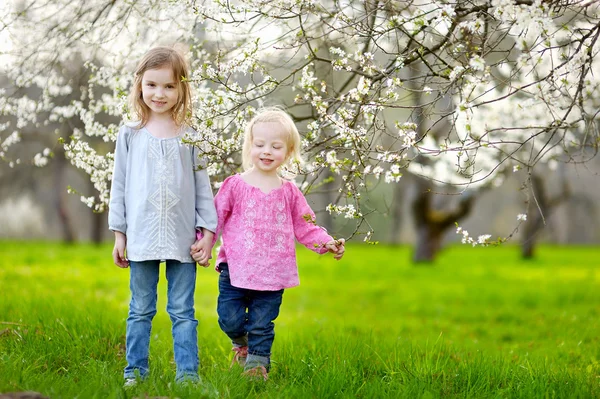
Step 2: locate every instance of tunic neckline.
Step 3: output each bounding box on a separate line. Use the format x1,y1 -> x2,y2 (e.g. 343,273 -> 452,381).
142,126 -> 184,141
236,174 -> 288,196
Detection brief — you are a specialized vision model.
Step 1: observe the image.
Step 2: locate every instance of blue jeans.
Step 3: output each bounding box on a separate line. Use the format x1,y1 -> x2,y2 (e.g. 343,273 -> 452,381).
217,263 -> 284,370
125,260 -> 199,382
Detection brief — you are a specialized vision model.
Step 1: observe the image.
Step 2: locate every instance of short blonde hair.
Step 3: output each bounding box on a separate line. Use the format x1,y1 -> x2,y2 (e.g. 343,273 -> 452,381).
129,46 -> 191,127
242,107 -> 303,174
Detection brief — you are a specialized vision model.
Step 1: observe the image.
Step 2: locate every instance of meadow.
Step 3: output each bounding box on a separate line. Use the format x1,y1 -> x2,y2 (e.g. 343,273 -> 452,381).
0,241 -> 599,398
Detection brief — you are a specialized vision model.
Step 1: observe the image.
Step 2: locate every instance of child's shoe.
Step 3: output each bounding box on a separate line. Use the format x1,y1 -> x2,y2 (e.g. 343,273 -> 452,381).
176,376 -> 201,387
230,346 -> 248,368
123,378 -> 137,388
242,365 -> 268,381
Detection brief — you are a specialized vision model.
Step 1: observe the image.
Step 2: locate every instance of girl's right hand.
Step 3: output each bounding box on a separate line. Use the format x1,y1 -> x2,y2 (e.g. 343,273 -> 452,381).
113,232 -> 129,268
191,248 -> 209,267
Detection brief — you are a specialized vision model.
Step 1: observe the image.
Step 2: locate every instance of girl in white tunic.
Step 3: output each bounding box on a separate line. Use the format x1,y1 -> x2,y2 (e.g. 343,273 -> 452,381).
108,46 -> 217,386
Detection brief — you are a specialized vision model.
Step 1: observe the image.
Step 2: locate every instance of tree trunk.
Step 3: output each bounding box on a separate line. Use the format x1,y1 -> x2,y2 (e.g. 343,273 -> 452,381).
389,181 -> 405,243
411,176 -> 476,263
91,209 -> 104,244
88,178 -> 105,244
521,172 -> 569,259
521,174 -> 547,258
413,223 -> 444,263
521,174 -> 570,259
54,148 -> 76,243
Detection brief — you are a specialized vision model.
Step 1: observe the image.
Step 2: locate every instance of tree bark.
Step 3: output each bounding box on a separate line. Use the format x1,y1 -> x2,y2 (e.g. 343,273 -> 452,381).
91,209 -> 105,244
87,178 -> 105,244
411,176 -> 476,263
389,181 -> 405,243
413,224 -> 444,263
54,148 -> 76,243
521,172 -> 569,259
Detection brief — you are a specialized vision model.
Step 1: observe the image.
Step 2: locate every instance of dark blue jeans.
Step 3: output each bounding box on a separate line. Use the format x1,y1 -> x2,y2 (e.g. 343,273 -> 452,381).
217,263 -> 284,369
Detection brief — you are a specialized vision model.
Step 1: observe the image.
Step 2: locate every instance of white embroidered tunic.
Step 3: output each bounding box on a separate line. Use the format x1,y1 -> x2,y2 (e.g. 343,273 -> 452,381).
108,124 -> 217,263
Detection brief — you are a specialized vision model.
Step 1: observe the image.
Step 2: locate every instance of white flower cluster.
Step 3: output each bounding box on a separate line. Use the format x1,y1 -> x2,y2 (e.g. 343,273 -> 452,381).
456,226 -> 492,247
33,148 -> 52,167
329,47 -> 352,72
1,131 -> 21,160
395,122 -> 418,149
63,133 -> 113,212
326,203 -> 362,219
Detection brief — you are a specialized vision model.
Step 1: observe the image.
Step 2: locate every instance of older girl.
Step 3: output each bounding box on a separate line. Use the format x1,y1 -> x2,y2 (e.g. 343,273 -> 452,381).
108,46 -> 217,385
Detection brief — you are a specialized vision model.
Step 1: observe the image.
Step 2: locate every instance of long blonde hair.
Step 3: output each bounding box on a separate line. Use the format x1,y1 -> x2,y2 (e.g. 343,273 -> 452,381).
129,46 -> 191,127
242,107 -> 303,175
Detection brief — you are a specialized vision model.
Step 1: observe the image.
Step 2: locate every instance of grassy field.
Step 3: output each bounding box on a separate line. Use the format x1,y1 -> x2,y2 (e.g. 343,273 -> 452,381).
0,241 -> 599,398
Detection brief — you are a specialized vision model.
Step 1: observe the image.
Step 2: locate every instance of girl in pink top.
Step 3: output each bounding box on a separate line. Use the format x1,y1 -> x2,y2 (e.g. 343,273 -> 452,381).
193,107 -> 345,380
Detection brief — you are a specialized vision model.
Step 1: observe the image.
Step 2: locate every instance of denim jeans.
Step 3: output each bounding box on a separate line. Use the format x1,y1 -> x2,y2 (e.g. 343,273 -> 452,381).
124,260 -> 199,382
217,263 -> 284,370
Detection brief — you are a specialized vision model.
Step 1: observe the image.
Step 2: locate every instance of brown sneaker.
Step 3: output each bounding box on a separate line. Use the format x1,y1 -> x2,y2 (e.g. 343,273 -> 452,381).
242,365 -> 268,381
230,346 -> 248,368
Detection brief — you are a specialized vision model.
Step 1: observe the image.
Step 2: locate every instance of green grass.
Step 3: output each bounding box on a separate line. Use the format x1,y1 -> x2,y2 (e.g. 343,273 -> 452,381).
0,241 -> 599,398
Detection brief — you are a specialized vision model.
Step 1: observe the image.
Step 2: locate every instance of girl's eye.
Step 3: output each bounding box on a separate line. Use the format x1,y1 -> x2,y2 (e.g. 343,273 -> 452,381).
255,144 -> 264,147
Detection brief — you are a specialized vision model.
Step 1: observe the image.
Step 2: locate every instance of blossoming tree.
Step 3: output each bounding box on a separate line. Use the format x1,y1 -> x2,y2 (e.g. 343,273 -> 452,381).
1,0 -> 599,255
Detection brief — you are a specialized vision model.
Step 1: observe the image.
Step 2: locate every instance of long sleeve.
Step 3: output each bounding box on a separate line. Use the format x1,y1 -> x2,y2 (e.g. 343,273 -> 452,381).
197,174 -> 234,246
214,176 -> 234,240
289,184 -> 333,254
108,125 -> 129,233
193,147 -> 217,233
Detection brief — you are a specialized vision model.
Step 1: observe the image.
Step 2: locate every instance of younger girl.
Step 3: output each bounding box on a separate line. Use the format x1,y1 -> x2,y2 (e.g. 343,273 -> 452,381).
108,46 -> 217,385
193,108 -> 345,380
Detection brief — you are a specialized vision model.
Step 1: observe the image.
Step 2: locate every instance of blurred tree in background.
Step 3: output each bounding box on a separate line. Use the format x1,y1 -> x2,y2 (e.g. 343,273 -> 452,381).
1,0 -> 598,259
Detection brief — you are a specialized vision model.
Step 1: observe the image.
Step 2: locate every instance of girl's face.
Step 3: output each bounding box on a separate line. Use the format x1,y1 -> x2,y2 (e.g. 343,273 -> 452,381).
141,67 -> 179,118
250,121 -> 289,174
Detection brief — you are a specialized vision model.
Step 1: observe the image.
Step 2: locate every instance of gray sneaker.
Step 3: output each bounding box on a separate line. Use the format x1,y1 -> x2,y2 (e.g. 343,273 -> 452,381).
123,378 -> 137,388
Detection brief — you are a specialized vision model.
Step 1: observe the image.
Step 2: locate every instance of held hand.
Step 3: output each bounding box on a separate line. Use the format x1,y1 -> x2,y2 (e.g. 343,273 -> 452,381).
190,240 -> 201,254
112,234 -> 129,268
325,238 -> 345,260
191,248 -> 209,267
190,236 -> 213,267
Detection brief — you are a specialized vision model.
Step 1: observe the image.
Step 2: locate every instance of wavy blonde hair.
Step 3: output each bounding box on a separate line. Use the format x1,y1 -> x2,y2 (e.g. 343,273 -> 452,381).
242,107 -> 303,175
129,46 -> 191,127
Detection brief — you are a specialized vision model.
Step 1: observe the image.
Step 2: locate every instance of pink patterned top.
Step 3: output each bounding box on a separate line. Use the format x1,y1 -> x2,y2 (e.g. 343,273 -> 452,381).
213,174 -> 333,291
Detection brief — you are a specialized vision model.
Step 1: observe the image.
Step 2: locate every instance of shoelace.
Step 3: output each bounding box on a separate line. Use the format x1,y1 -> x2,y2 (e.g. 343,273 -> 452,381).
231,346 -> 248,368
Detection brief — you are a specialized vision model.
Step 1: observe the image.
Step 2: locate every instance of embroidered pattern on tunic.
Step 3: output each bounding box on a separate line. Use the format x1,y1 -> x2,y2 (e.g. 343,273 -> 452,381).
214,175 -> 334,290
146,139 -> 180,257
274,200 -> 286,252
243,198 -> 257,250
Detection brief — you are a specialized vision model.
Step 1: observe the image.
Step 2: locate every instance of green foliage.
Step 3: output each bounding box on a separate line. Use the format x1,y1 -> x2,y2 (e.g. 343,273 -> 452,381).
0,242 -> 599,398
